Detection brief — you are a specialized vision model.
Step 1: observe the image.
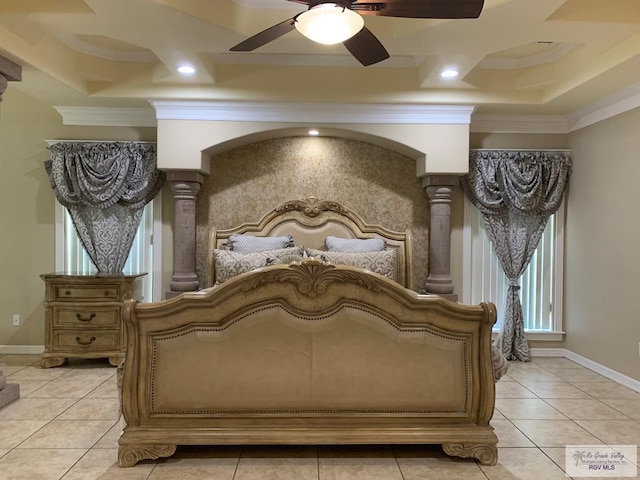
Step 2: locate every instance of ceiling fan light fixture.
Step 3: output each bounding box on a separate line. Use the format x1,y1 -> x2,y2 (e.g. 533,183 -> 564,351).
295,3 -> 364,45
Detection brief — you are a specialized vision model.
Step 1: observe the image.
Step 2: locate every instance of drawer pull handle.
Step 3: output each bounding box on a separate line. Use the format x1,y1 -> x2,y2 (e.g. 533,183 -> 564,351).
76,313 -> 96,322
104,291 -> 111,297
76,336 -> 96,346
65,290 -> 71,296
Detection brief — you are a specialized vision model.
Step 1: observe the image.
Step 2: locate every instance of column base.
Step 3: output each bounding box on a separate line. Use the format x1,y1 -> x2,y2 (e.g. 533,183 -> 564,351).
169,274 -> 200,293
424,274 -> 457,301
424,274 -> 454,294
0,383 -> 19,410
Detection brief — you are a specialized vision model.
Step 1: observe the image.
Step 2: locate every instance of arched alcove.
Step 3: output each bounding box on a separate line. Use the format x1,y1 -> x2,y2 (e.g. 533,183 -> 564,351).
155,101 -> 471,297
194,135 -> 430,290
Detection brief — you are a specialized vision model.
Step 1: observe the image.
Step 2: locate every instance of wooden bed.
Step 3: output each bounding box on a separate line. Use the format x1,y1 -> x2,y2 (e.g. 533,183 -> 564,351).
205,197 -> 414,290
118,197 -> 499,467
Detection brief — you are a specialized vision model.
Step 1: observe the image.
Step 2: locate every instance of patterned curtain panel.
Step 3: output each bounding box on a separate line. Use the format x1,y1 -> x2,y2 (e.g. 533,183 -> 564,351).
461,150 -> 572,361
45,142 -> 165,274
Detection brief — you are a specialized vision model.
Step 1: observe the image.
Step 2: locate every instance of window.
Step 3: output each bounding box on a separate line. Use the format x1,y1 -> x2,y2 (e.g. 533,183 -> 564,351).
462,197 -> 565,340
55,200 -> 162,302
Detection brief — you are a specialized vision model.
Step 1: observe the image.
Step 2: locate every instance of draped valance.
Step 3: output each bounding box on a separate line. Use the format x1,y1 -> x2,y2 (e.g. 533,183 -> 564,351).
45,142 -> 165,274
462,150 -> 572,217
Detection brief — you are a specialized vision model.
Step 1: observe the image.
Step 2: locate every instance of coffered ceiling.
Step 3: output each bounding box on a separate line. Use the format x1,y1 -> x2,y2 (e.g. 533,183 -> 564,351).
2,0 -> 640,122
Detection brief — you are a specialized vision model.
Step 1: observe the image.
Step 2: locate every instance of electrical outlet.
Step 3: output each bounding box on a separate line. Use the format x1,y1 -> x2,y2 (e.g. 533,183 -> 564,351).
12,314 -> 20,327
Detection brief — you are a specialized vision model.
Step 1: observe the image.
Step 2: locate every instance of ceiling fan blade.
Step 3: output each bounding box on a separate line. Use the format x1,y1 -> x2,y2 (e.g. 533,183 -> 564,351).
230,17 -> 297,52
353,0 -> 485,19
343,26 -> 390,66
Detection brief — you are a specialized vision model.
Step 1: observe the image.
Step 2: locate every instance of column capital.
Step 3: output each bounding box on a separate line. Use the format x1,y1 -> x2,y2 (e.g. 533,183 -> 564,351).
166,171 -> 204,184
421,174 -> 461,188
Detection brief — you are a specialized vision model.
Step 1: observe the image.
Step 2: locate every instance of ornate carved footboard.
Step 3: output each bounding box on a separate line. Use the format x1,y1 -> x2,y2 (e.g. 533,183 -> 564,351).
118,259 -> 498,467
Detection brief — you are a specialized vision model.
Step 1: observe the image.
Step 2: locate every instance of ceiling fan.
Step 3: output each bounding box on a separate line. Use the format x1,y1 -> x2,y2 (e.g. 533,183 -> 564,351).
230,0 -> 485,66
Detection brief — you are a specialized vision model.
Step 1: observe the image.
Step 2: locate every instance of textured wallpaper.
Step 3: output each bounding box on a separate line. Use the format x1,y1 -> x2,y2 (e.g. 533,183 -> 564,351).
196,136 -> 430,290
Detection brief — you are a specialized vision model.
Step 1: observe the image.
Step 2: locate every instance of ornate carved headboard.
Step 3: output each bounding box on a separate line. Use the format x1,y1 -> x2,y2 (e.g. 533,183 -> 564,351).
206,197 -> 414,289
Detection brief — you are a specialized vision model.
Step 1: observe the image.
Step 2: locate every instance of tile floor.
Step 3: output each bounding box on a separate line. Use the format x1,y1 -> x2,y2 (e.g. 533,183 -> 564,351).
0,354 -> 638,479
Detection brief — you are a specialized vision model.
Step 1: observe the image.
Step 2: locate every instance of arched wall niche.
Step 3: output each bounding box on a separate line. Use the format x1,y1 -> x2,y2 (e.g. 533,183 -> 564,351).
154,101 -> 472,297
194,135 -> 431,290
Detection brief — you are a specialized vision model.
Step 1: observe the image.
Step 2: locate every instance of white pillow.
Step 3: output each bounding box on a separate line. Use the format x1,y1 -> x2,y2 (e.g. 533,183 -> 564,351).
228,234 -> 294,254
325,235 -> 385,253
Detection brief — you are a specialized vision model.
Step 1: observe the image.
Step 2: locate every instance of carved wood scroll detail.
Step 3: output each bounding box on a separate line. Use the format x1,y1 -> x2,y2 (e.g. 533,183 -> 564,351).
244,258 -> 382,297
275,196 -> 349,217
442,443 -> 498,466
118,444 -> 177,467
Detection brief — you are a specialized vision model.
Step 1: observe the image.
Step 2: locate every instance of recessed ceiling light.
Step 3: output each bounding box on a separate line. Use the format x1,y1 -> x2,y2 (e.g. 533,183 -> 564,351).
308,129 -> 320,136
440,69 -> 459,79
177,64 -> 196,75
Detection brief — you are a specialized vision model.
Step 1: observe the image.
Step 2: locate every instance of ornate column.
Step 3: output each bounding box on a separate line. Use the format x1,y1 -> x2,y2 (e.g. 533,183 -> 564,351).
0,55 -> 21,409
423,175 -> 458,302
167,171 -> 204,298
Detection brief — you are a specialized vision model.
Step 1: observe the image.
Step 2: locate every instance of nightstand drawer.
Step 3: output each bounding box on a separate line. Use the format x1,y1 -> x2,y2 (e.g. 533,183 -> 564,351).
53,307 -> 120,327
55,285 -> 119,301
54,330 -> 120,351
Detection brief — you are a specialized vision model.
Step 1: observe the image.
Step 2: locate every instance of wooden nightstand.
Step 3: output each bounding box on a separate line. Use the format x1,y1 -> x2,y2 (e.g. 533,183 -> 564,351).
40,273 -> 146,368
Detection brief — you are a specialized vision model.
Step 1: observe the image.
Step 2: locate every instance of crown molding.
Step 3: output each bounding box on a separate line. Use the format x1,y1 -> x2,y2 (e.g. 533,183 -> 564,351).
566,81 -> 640,132
150,101 -> 476,124
54,77 -> 640,133
53,106 -> 157,127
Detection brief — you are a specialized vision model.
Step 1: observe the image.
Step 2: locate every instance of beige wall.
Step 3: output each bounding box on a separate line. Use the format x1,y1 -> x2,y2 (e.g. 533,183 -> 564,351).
0,77 -> 157,347
566,109 -> 640,381
4,71 -> 639,384
157,119 -> 471,175
469,132 -> 570,150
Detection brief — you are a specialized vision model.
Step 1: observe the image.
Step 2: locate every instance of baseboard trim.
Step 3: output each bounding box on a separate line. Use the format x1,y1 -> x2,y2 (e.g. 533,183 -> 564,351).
531,347 -> 640,394
0,345 -> 44,355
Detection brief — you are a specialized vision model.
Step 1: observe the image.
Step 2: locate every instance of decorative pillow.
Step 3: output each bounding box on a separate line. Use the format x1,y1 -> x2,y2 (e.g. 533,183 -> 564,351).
214,246 -> 303,284
325,235 -> 385,252
306,248 -> 397,281
227,234 -> 294,254
265,252 -> 305,266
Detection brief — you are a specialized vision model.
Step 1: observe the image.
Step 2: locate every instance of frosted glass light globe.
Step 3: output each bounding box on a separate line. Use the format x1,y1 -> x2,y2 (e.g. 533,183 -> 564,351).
295,4 -> 364,45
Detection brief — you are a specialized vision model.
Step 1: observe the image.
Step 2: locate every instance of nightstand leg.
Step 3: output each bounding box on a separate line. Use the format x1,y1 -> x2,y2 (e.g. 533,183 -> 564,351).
108,355 -> 124,367
41,356 -> 66,368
